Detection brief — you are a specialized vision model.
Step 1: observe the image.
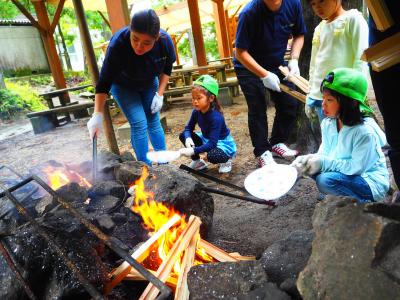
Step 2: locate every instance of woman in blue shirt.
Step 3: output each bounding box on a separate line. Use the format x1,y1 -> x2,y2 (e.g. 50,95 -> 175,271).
179,75 -> 237,173
291,68 -> 389,203
87,9 -> 176,165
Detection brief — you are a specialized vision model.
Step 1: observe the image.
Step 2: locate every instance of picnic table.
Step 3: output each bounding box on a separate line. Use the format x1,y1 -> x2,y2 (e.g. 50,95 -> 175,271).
171,64 -> 228,86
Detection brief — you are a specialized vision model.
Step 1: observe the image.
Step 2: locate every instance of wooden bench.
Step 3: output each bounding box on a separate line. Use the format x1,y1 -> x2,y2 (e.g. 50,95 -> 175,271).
39,84 -> 92,108
27,101 -> 96,134
163,79 -> 240,107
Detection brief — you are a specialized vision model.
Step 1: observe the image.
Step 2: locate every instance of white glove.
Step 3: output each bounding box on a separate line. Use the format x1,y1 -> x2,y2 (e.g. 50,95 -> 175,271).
179,147 -> 195,157
87,112 -> 103,139
290,154 -> 313,177
287,59 -> 300,77
305,104 -> 317,119
306,154 -> 322,175
150,92 -> 163,114
185,137 -> 195,148
261,72 -> 281,92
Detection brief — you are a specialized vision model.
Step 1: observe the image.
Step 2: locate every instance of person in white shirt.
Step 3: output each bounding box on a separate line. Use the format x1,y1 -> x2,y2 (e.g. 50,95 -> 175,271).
305,0 -> 368,122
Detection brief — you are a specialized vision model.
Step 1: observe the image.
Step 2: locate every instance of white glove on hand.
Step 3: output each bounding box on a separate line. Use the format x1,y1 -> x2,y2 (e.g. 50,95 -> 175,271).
305,154 -> 322,175
87,112 -> 103,139
261,72 -> 281,92
150,92 -> 163,114
185,137 -> 195,148
287,59 -> 300,77
305,104 -> 317,119
290,154 -> 313,177
179,147 -> 195,157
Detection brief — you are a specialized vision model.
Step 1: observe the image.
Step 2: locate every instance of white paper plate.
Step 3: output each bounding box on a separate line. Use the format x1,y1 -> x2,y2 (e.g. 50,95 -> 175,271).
146,150 -> 180,163
244,164 -> 297,200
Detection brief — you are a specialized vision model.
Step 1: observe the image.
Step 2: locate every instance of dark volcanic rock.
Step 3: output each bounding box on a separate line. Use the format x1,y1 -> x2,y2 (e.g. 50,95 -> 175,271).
259,230 -> 314,298
188,261 -> 289,300
297,196 -> 400,299
89,180 -> 126,200
114,161 -> 148,186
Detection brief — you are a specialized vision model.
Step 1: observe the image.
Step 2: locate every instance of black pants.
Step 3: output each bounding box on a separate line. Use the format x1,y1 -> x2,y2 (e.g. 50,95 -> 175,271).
235,67 -> 299,157
370,64 -> 400,189
179,132 -> 230,164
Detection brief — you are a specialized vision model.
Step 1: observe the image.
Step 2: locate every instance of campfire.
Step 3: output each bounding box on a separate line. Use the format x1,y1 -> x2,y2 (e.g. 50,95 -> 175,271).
105,166 -> 254,299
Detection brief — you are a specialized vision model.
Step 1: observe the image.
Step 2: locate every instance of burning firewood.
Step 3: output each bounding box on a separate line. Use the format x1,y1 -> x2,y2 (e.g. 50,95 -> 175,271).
139,215 -> 202,300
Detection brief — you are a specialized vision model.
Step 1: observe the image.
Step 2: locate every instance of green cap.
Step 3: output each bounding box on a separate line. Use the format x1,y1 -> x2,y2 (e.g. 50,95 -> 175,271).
193,75 -> 219,96
321,68 -> 373,114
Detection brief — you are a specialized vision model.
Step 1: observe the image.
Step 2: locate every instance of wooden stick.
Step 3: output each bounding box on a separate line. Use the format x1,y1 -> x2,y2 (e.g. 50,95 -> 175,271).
365,0 -> 393,31
279,84 -> 306,104
174,226 -> 199,300
104,214 -> 182,294
125,268 -> 178,287
198,239 -> 239,262
229,252 -> 256,261
139,216 -> 202,300
279,66 -> 310,93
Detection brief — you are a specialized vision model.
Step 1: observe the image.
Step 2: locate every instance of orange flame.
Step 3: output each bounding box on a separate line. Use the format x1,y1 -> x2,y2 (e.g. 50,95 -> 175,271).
42,166 -> 92,190
130,166 -> 214,275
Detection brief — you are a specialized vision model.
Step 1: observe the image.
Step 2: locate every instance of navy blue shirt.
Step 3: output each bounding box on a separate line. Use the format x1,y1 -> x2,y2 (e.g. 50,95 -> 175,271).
369,0 -> 400,46
96,27 -> 176,93
183,109 -> 231,154
234,0 -> 306,70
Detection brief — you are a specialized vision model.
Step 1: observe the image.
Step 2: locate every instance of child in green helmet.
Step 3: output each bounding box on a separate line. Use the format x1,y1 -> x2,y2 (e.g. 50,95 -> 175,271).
179,75 -> 237,173
291,68 -> 389,203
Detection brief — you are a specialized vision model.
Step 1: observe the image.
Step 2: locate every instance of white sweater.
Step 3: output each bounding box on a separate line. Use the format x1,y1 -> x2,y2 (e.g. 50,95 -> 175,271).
308,9 -> 369,101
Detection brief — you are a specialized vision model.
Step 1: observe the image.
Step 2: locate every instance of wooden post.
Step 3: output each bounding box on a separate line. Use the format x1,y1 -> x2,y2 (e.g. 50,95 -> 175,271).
30,0 -> 69,103
105,0 -> 130,33
171,35 -> 180,65
187,0 -> 207,66
72,0 -> 119,155
212,0 -> 230,58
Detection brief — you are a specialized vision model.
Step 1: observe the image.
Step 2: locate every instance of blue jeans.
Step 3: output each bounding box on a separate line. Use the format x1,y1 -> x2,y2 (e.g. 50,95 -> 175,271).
111,79 -> 166,165
315,172 -> 374,203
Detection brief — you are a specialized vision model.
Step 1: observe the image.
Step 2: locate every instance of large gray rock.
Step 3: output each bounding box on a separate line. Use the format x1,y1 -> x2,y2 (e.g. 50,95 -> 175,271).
297,195 -> 400,299
188,261 -> 290,300
116,163 -> 214,235
259,230 -> 314,297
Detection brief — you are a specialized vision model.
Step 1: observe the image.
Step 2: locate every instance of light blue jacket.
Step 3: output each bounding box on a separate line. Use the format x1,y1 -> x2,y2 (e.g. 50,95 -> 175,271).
318,117 -> 389,201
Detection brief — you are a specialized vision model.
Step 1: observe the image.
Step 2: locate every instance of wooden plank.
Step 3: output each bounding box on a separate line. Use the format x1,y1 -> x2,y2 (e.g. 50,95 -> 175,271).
139,216 -> 202,300
198,239 -> 239,262
362,32 -> 400,62
104,214 -> 182,294
39,84 -> 92,97
279,84 -> 306,104
279,66 -> 310,93
174,225 -> 199,300
371,49 -> 400,72
229,252 -> 256,261
365,0 -> 393,31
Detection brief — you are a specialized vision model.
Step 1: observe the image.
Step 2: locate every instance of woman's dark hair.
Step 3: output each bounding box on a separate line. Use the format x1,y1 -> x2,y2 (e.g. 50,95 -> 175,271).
130,9 -> 160,38
322,87 -> 364,126
192,86 -> 223,113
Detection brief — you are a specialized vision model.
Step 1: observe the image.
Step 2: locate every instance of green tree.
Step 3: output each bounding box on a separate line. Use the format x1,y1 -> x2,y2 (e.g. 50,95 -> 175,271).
0,0 -> 33,19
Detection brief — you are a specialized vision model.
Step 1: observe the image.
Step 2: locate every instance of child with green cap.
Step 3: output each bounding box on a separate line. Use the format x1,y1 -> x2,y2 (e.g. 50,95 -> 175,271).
179,75 -> 237,173
291,68 -> 389,203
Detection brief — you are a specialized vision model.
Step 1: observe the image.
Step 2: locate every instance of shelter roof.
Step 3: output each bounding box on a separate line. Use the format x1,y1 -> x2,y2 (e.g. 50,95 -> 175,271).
63,0 -> 246,34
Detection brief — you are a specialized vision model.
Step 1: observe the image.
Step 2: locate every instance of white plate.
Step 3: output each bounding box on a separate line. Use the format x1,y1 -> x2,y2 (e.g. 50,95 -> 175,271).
244,163 -> 297,200
146,150 -> 180,163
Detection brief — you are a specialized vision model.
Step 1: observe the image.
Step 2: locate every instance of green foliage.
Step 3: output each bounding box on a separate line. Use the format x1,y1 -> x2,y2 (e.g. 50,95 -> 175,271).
5,81 -> 46,113
0,0 -> 33,19
203,22 -> 219,61
0,88 -> 26,119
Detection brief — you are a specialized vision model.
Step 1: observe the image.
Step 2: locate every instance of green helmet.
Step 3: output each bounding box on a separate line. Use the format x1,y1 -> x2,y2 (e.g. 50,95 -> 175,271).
193,75 -> 219,96
321,68 -> 373,114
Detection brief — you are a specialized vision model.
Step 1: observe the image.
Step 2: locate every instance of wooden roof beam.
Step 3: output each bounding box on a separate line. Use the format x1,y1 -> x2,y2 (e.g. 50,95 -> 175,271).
11,0 -> 44,34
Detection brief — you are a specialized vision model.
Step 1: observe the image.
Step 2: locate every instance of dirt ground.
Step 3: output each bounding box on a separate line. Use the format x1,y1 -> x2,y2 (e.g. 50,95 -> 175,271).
0,89 -> 392,257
